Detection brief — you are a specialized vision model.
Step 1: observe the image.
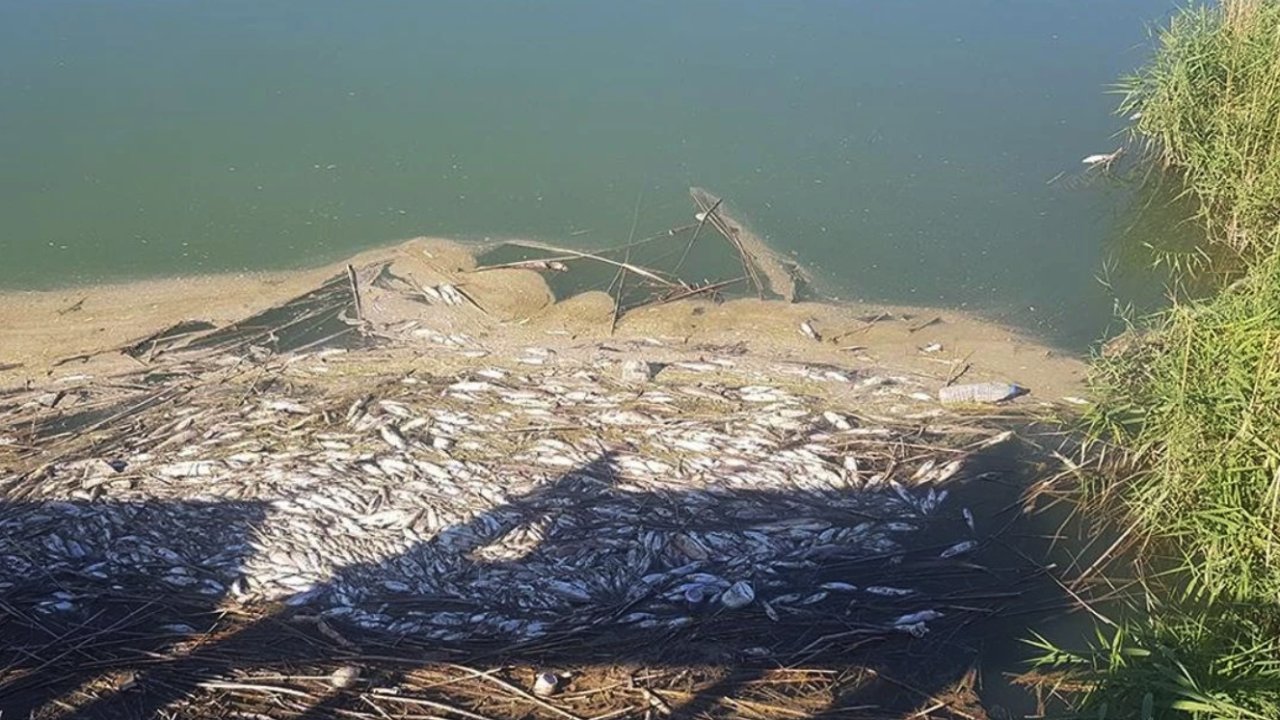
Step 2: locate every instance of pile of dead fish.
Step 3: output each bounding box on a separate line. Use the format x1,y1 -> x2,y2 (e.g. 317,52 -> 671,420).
0,349 -> 1012,646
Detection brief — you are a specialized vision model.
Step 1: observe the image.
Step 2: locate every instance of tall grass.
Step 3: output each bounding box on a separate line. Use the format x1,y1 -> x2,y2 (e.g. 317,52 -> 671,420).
1027,601 -> 1280,719
1032,241 -> 1280,719
1086,245 -> 1280,602
1118,0 -> 1280,256
1032,3 -> 1280,717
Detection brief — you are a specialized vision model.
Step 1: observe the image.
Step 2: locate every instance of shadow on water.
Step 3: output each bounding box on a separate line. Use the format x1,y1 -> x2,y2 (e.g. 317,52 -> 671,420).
1,445 -> 1072,719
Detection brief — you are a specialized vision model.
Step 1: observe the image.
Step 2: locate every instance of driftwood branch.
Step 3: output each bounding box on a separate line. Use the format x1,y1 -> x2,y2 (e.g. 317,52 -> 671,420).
347,264 -> 364,323
501,241 -> 677,288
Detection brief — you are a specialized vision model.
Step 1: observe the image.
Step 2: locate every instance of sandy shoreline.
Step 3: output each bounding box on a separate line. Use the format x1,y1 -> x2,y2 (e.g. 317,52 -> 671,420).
0,236 -> 1086,404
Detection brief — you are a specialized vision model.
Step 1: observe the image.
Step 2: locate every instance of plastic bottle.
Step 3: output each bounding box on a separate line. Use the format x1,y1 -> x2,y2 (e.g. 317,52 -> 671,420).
938,382 -> 1025,405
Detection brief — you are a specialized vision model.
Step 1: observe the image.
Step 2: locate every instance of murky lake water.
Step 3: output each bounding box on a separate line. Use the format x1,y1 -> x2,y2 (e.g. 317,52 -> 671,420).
1,1 -> 1181,347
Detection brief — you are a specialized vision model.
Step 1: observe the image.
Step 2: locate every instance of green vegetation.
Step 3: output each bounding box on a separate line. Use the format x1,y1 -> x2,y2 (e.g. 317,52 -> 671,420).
1087,252 -> 1280,602
1028,607 -> 1280,719
1031,2 -> 1280,717
1047,240 -> 1280,720
1118,0 -> 1280,257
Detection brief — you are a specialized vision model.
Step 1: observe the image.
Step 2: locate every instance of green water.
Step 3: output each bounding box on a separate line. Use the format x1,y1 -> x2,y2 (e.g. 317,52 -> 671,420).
1,1 -> 1185,347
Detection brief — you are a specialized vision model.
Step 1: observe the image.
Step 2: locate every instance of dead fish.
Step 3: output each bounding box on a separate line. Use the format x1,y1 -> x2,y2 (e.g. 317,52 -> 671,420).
680,585 -> 709,606
720,581 -> 755,609
940,540 -> 978,558
761,599 -> 780,621
819,581 -> 858,592
330,666 -> 361,689
799,321 -> 821,342
864,586 -> 915,597
345,395 -> 371,423
378,424 -> 408,450
401,417 -> 429,432
263,399 -> 310,415
894,609 -> 943,625
932,460 -> 962,484
437,284 -> 465,305
1082,147 -> 1123,166
547,579 -> 592,603
911,460 -> 937,482
158,460 -> 220,478
894,621 -> 929,638
378,400 -> 413,418
822,411 -> 852,431
979,430 -> 1015,448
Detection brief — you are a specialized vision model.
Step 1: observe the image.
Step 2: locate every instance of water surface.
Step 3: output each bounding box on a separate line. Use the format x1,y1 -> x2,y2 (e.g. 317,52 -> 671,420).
1,0 -> 1182,347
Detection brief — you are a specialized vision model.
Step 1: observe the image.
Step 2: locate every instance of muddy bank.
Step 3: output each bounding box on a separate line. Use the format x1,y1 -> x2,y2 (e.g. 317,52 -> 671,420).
0,237 -> 1086,405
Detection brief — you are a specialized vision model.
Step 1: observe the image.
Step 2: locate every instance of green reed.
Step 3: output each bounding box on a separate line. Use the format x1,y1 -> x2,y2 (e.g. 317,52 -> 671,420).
1031,5 -> 1280,716
1117,0 -> 1280,257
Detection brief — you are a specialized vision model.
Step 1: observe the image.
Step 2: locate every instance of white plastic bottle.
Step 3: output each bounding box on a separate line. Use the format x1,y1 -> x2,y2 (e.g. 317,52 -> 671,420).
938,382 -> 1025,405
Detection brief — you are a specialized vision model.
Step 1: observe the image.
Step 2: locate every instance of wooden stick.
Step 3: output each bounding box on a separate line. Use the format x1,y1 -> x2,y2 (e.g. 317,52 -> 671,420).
945,351 -> 975,386
503,241 -> 676,288
656,276 -> 744,305
472,258 -> 571,272
371,693 -> 499,720
198,680 -> 315,699
610,190 -> 645,335
672,197 -> 722,275
450,284 -> 490,317
347,265 -> 364,323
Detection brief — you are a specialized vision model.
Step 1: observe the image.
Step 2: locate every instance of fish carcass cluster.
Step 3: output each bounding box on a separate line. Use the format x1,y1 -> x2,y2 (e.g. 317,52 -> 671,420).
0,348 -> 1006,647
